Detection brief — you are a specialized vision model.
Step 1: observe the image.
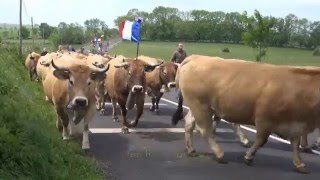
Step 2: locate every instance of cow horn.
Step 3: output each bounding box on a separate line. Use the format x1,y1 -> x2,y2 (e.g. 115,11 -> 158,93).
174,63 -> 181,67
51,59 -> 69,72
154,61 -> 164,67
92,62 -> 106,69
40,60 -> 50,66
95,63 -> 109,73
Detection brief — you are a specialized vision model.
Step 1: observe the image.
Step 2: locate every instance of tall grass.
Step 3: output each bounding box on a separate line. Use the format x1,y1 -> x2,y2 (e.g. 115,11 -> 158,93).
0,44 -> 104,179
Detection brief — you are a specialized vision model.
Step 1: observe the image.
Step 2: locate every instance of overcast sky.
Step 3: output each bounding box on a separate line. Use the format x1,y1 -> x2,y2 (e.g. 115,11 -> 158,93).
0,0 -> 319,28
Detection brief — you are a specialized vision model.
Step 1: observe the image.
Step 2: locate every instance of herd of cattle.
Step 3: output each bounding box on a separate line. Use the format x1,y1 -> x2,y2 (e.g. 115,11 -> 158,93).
24,48 -> 320,174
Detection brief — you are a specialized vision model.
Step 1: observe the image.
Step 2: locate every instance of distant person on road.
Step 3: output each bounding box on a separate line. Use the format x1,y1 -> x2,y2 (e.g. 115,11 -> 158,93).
171,43 -> 187,64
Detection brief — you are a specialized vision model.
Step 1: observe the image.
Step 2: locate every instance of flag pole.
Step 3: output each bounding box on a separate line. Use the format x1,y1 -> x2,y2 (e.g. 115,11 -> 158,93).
136,42 -> 140,59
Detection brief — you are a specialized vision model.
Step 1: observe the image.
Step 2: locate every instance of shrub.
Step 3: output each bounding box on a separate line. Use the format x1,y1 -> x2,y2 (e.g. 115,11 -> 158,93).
313,47 -> 320,56
221,47 -> 230,53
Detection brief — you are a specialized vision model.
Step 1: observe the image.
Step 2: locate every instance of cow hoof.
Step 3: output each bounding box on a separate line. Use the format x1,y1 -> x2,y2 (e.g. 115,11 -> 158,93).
83,149 -> 92,157
129,120 -> 138,127
294,166 -> 310,174
154,109 -> 160,114
99,109 -> 105,115
121,127 -> 129,134
45,96 -> 49,102
185,149 -> 198,157
215,157 -> 228,164
113,117 -> 119,122
301,147 -> 313,153
244,157 -> 254,166
63,136 -> 70,141
241,141 -> 252,148
149,107 -> 155,112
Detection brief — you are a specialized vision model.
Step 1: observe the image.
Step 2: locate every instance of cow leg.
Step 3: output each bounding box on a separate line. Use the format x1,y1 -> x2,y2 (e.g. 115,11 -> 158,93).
129,95 -> 144,127
55,107 -> 70,140
56,118 -> 63,132
149,96 -> 156,112
155,92 -> 164,113
191,104 -> 226,163
291,137 -> 309,174
82,106 -> 94,151
111,98 -> 119,122
244,123 -> 271,165
99,95 -> 106,115
231,123 -> 251,148
184,110 -> 197,156
300,134 -> 312,153
117,99 -> 129,133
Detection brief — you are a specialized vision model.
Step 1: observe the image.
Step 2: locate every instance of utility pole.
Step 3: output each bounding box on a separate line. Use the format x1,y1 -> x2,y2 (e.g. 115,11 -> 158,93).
31,17 -> 34,50
19,0 -> 22,57
43,26 -> 45,44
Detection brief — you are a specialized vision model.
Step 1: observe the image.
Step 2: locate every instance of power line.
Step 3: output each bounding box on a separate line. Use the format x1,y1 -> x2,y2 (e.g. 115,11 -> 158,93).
22,0 -> 30,18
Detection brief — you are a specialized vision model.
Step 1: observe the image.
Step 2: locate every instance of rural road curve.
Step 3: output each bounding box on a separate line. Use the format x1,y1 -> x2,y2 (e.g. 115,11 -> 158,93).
87,41 -> 320,180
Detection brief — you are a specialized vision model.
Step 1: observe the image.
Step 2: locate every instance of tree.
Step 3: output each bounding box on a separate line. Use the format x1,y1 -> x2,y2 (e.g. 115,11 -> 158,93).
20,26 -> 30,39
39,23 -> 54,39
242,10 -> 275,61
309,21 -> 320,48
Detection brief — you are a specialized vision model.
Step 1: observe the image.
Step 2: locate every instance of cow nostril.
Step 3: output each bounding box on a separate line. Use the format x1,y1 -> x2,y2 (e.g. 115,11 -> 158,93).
75,98 -> 87,107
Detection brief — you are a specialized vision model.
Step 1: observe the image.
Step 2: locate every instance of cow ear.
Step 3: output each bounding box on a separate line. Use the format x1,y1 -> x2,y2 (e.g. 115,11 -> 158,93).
53,69 -> 70,80
144,65 -> 157,72
90,71 -> 106,81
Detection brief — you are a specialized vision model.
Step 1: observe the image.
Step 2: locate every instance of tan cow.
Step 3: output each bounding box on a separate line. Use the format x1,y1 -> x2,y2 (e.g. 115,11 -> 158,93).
173,55 -> 320,174
36,52 -> 62,82
45,58 -> 108,150
25,52 -> 41,80
105,57 -> 163,133
86,54 -> 114,113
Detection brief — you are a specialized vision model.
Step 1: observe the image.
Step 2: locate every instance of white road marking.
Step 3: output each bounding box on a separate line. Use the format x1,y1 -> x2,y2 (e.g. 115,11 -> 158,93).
161,97 -> 320,156
90,128 -> 233,134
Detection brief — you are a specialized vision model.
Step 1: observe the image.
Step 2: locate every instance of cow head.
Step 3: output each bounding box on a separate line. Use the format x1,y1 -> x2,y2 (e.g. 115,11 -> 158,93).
51,60 -> 109,123
114,59 -> 164,94
158,62 -> 179,88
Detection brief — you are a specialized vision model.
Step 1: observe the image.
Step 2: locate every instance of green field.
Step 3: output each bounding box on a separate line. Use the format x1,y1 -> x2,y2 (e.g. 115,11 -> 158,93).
110,41 -> 320,66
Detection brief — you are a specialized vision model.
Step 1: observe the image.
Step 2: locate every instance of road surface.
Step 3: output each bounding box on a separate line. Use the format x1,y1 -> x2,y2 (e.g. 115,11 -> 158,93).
88,91 -> 320,180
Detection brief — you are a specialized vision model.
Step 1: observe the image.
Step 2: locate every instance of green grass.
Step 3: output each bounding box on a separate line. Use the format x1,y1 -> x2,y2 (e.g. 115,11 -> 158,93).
0,44 -> 105,179
110,41 -> 320,66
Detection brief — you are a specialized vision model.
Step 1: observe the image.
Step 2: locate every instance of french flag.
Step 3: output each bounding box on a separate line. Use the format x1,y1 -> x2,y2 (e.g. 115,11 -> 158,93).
120,18 -> 142,43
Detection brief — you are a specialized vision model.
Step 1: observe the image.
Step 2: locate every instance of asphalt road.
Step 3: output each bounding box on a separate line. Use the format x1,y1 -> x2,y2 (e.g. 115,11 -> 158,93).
88,90 -> 320,180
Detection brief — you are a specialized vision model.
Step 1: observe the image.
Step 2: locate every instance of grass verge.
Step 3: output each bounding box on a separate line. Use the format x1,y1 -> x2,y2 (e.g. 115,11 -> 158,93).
0,44 -> 105,180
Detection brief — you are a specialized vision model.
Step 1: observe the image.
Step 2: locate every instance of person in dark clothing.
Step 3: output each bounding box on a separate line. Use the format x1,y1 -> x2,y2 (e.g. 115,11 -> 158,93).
171,43 -> 187,64
170,43 -> 187,125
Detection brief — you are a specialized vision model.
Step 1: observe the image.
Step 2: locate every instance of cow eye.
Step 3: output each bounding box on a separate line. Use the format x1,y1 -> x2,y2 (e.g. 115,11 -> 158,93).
88,81 -> 92,86
69,80 -> 74,85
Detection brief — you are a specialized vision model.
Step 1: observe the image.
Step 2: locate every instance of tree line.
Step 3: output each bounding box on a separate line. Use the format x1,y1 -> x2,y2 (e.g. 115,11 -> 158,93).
0,19 -> 119,47
114,7 -> 320,50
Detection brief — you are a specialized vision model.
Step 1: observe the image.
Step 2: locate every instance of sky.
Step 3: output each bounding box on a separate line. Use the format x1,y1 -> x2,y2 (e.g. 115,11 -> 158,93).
0,0 -> 319,28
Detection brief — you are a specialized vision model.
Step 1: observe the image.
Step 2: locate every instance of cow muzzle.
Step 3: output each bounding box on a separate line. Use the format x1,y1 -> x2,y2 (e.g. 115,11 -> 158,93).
131,85 -> 144,93
72,96 -> 89,108
168,82 -> 176,88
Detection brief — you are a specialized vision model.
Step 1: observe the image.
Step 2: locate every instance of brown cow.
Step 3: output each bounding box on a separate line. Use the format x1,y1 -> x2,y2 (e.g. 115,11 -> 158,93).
146,62 -> 179,112
173,55 -> 320,174
25,52 -> 41,81
105,57 -> 163,133
47,59 -> 108,150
